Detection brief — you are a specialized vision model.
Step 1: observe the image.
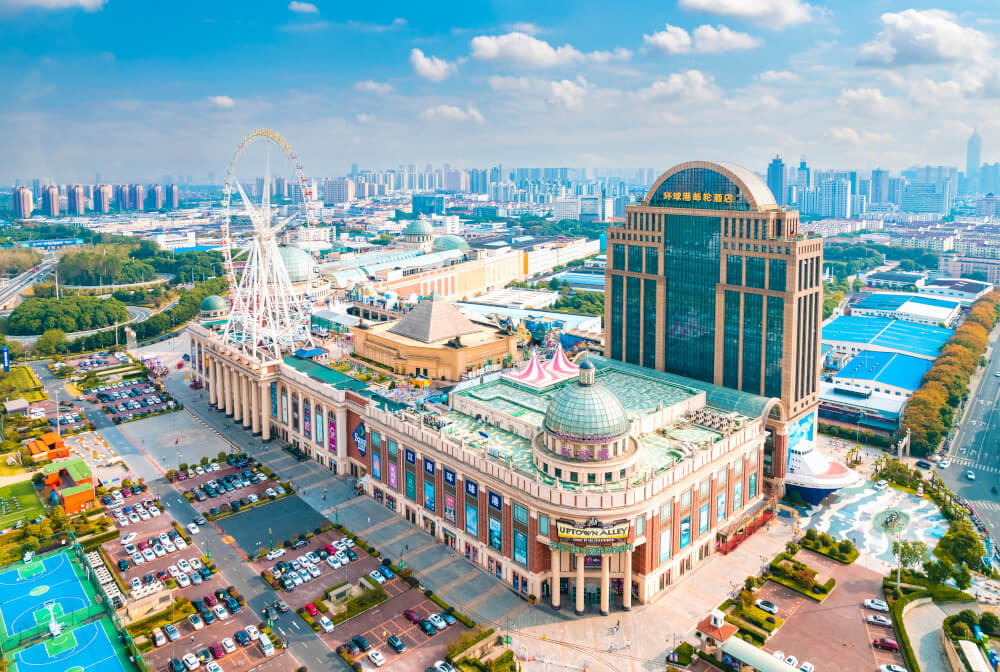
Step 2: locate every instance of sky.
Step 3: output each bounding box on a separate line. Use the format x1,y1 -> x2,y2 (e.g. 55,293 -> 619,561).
3,0 -> 1000,183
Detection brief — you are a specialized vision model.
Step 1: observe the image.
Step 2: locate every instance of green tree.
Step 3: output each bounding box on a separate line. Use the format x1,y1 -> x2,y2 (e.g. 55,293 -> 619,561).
923,558 -> 953,586
892,540 -> 928,570
955,565 -> 972,590
937,520 -> 986,567
34,329 -> 67,354
980,611 -> 1000,634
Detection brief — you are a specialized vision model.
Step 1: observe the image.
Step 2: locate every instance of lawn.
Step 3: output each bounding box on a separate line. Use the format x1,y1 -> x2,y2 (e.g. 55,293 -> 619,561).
0,365 -> 46,403
0,480 -> 44,529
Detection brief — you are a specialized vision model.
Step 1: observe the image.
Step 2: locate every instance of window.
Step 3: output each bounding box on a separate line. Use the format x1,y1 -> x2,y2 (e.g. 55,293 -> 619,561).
659,529 -> 672,563
659,501 -> 672,523
742,293 -> 763,393
726,255 -> 742,286
733,482 -> 743,510
718,468 -> 728,485
765,296 -> 785,397
636,514 -> 645,537
570,472 -> 578,482
554,467 -> 562,479
680,490 -> 691,509
612,244 -> 626,271
513,503 -> 528,525
717,492 -> 727,522
679,517 -> 691,549
513,530 -> 528,566
645,246 -> 659,274
626,277 -> 641,365
700,478 -> 711,498
643,279 -> 657,369
405,471 -> 416,501
610,274 -> 624,361
734,460 -> 743,475
628,245 -> 643,272
538,514 -> 549,536
370,430 -> 381,451
769,258 -> 786,291
746,257 -> 765,288
698,503 -> 710,535
465,504 -> 478,537
723,291 -> 741,389
488,516 -> 502,551
749,472 -> 758,498
587,473 -> 596,483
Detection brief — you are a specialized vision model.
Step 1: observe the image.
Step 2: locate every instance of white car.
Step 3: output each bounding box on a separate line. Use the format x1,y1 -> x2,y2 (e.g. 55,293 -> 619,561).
131,552 -> 145,565
772,651 -> 785,661
221,637 -> 236,654
206,663 -> 222,672
195,466 -> 205,475
873,480 -> 888,491
176,573 -> 191,588
784,656 -> 798,668
265,548 -> 285,560
755,599 -> 778,615
182,653 -> 199,670
326,555 -> 342,569
799,663 -> 815,672
864,598 -> 889,612
368,650 -> 386,667
939,459 -> 951,468
189,557 -> 202,570
305,551 -> 320,564
335,551 -> 349,564
210,462 -> 220,471
340,537 -> 355,549
297,568 -> 311,583
247,494 -> 258,503
427,613 -> 447,631
178,559 -> 191,573
163,540 -> 176,553
880,665 -> 906,672
152,544 -> 166,558
245,625 -> 259,640
319,615 -> 335,632
308,564 -> 321,578
213,604 -> 229,621
434,663 -> 456,672
867,614 -> 892,627
967,470 -> 976,481
138,510 -> 151,521
128,513 -> 140,523
148,506 -> 161,517
158,532 -> 170,543
369,570 -> 386,584
168,565 -> 180,578
175,537 -> 187,550
121,533 -> 137,545
187,523 -> 200,535
117,516 -> 129,527
142,548 -> 156,562
130,577 -> 141,590
291,573 -> 303,586
265,488 -> 277,498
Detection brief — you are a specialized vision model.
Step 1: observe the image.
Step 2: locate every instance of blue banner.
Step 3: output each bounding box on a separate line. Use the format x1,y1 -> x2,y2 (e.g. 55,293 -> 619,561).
2,346 -> 8,373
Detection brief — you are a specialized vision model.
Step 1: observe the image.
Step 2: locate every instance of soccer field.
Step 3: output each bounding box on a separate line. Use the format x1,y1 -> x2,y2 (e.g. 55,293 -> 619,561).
0,481 -> 44,530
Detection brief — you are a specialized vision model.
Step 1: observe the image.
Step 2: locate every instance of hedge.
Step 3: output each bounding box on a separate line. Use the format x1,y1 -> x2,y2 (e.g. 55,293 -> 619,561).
330,580 -> 388,625
204,489 -> 295,521
800,537 -> 859,564
446,627 -> 495,662
80,527 -> 120,551
127,599 -> 196,644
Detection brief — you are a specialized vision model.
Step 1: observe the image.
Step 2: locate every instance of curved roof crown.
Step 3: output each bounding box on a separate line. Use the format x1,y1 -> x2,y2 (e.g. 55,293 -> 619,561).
200,295 -> 226,311
644,160 -> 777,211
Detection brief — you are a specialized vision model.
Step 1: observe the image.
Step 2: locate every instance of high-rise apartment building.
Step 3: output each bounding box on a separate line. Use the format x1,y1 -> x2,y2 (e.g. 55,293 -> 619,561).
165,184 -> 180,209
115,184 -> 130,210
967,129 -> 982,192
819,178 -> 851,218
767,155 -> 786,206
324,178 -> 355,204
870,169 -> 889,205
94,185 -> 113,213
42,185 -> 59,216
796,158 -> 811,196
67,185 -> 86,215
605,160 -> 823,486
13,186 -> 33,218
130,184 -> 145,211
147,184 -> 164,210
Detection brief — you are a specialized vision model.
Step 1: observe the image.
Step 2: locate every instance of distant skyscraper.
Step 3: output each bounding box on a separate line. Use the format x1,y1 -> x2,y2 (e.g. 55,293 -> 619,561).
767,155 -> 786,206
147,184 -> 164,210
967,129 -> 982,192
13,186 -> 33,218
871,169 -> 889,205
130,184 -> 145,211
796,158 -> 811,194
67,185 -> 86,215
819,178 -> 851,217
165,184 -> 180,209
42,185 -> 59,216
115,184 -> 130,210
324,178 -> 355,204
95,185 -> 113,213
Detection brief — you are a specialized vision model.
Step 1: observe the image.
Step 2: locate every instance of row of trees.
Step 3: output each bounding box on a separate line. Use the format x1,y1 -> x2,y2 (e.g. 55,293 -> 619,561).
7,295 -> 129,335
822,243 -> 884,279
900,291 -> 1000,456
550,289 -> 603,316
0,248 -> 41,275
57,245 -> 155,285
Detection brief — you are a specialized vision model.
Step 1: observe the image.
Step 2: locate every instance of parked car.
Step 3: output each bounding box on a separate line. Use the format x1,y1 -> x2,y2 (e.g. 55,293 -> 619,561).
387,634 -> 406,653
755,599 -> 779,615
427,613 -> 447,631
352,635 -> 371,651
864,598 -> 889,613
403,609 -> 421,623
418,620 -> 436,636
866,614 -> 892,627
873,638 -> 900,651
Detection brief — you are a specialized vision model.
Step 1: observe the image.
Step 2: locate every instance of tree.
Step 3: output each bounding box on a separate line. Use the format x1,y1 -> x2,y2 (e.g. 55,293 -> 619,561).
937,519 -> 986,567
22,536 -> 39,552
837,538 -> 854,555
786,541 -> 800,556
923,558 -> 953,586
34,329 -> 67,354
955,565 -> 972,590
892,540 -> 928,571
952,621 -> 973,638
980,611 -> 1000,635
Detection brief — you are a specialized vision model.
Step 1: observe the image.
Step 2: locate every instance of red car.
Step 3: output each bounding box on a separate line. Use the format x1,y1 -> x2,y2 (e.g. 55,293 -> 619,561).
873,638 -> 899,651
204,595 -> 218,607
403,609 -> 420,623
156,570 -> 169,581
323,544 -> 336,554
210,644 -> 224,659
305,603 -> 318,617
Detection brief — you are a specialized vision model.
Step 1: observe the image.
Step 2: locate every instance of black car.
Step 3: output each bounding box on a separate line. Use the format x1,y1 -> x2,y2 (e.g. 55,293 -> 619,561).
234,630 -> 250,646
915,459 -> 933,469
342,641 -> 359,655
291,539 -> 308,549
387,635 -> 406,653
191,599 -> 205,612
209,507 -> 221,516
352,635 -> 371,652
117,559 -> 129,571
418,620 -> 436,636
169,658 -> 184,672
199,567 -> 212,579
345,549 -> 358,562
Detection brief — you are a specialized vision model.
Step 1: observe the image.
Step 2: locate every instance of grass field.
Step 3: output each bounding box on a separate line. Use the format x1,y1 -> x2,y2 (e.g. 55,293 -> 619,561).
0,365 -> 46,403
0,481 -> 44,530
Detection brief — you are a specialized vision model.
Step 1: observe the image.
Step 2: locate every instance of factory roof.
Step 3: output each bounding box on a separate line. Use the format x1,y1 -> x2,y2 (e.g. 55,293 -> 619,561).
819,382 -> 907,418
833,350 -> 932,392
822,315 -> 953,359
854,293 -> 959,311
924,277 -> 992,293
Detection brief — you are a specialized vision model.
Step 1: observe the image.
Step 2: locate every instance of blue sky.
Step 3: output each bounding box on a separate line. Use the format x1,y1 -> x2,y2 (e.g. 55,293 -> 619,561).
3,0 -> 1000,182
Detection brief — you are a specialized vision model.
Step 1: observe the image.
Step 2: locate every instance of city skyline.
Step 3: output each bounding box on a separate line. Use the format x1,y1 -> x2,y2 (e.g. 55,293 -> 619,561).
3,1 -> 1000,182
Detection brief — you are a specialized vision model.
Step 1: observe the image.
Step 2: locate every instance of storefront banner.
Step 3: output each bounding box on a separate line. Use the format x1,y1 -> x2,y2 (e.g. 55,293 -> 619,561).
488,516 -> 502,550
465,479 -> 478,498
353,422 -> 367,457
444,493 -> 456,523
680,517 -> 691,549
424,481 -> 435,512
555,520 -> 630,546
270,382 -> 278,419
281,389 -> 288,424
513,530 -> 528,566
314,406 -> 323,444
465,504 -> 478,536
387,462 -> 398,489
328,414 -> 336,453
303,403 -> 311,439
444,468 -> 456,486
424,458 -> 435,475
372,452 -> 381,481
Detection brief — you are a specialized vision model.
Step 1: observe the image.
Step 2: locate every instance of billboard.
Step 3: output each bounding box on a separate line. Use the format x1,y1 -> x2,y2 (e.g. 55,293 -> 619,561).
787,412 -> 816,469
555,520 -> 631,546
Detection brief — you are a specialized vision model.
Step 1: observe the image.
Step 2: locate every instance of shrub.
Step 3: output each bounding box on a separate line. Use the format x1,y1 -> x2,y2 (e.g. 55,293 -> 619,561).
952,621 -> 972,638
819,532 -> 834,547
838,539 -> 854,555
980,611 -> 1000,634
805,528 -> 818,541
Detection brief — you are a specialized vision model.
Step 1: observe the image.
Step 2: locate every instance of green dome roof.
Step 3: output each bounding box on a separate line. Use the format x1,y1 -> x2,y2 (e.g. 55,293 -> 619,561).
279,245 -> 313,283
200,295 -> 226,312
404,220 -> 434,236
432,235 -> 470,252
543,378 -> 628,442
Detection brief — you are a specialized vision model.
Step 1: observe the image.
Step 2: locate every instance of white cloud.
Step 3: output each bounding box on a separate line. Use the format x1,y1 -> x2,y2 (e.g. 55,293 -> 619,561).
207,95 -> 235,109
757,69 -> 799,83
346,17 -> 406,32
691,25 -> 760,53
589,47 -> 632,63
288,1 -> 317,13
548,78 -> 588,108
644,24 -> 759,54
470,32 -> 583,67
354,80 -> 393,94
0,0 -> 105,8
418,105 -> 484,123
858,9 -> 992,67
355,113 -> 375,123
487,75 -> 540,91
410,48 -> 457,82
505,22 -> 543,35
836,87 -> 901,117
643,24 -> 692,54
826,127 -> 894,146
634,70 -> 719,102
678,0 -> 813,29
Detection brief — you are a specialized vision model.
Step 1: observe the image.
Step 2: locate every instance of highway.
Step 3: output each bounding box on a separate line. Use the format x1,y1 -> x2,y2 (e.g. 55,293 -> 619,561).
941,324 -> 1000,539
0,258 -> 57,309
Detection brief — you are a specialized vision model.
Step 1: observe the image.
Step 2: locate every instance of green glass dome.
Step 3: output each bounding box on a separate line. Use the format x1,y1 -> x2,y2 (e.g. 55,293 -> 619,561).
278,245 -> 313,283
432,235 -> 470,252
543,378 -> 628,442
200,295 -> 226,312
404,220 -> 434,236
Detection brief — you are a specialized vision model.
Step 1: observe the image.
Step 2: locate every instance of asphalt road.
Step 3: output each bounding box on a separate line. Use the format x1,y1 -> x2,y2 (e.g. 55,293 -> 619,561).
0,259 -> 56,309
29,361 -> 342,671
941,324 -> 1000,540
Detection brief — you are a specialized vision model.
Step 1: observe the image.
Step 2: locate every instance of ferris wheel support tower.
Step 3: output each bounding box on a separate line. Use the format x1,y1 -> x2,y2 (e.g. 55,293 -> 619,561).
220,129 -> 318,360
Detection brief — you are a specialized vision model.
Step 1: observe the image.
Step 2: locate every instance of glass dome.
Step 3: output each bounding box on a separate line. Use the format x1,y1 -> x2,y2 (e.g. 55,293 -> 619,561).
432,235 -> 470,252
543,379 -> 629,442
200,295 -> 226,312
404,220 -> 434,236
278,245 -> 313,283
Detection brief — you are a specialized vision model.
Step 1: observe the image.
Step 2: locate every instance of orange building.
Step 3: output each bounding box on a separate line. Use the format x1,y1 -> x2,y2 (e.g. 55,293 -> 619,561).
24,432 -> 70,462
42,457 -> 95,513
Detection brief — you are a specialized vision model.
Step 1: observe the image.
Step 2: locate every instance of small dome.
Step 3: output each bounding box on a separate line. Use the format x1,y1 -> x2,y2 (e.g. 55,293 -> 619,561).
279,245 -> 313,283
578,356 -> 595,370
543,379 -> 628,442
200,295 -> 226,312
432,235 -> 470,252
404,220 -> 434,236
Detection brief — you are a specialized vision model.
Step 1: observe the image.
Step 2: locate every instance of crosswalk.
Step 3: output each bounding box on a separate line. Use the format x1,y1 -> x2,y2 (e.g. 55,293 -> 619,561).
968,499 -> 1000,513
950,456 -> 1000,474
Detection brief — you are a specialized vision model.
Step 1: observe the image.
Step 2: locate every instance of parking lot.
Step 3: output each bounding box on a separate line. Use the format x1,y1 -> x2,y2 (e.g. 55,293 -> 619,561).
26,399 -> 91,433
176,460 -> 288,519
89,377 -> 176,423
61,350 -> 134,375
759,550 -> 907,671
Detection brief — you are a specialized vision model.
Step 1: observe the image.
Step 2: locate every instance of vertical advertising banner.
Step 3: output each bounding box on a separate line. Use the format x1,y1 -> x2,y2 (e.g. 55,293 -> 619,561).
280,388 -> 288,424
388,462 -> 398,489
303,403 -> 311,440
353,423 -> 367,457
314,405 -> 323,444
465,504 -> 478,537
424,481 -> 435,512
372,452 -> 381,481
270,382 -> 278,419
328,412 -> 336,453
1,345 -> 9,373
444,493 -> 456,523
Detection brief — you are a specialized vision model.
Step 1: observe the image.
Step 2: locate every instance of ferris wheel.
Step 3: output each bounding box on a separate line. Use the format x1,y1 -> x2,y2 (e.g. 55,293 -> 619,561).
220,129 -> 318,360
